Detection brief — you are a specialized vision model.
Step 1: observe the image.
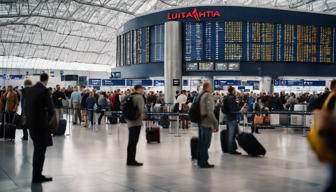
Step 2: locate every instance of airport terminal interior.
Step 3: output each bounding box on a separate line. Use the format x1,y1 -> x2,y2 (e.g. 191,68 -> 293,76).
1,0 -> 336,192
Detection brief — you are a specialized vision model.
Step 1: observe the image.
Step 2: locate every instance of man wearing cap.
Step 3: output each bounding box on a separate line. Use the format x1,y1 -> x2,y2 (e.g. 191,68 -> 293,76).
126,85 -> 145,166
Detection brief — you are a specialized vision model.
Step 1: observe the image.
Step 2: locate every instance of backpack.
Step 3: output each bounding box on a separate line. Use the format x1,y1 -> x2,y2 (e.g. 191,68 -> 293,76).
121,93 -> 140,121
189,92 -> 206,123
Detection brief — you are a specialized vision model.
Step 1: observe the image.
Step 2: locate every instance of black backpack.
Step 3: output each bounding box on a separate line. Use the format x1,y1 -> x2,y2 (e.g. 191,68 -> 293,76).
189,92 -> 206,123
121,93 -> 140,121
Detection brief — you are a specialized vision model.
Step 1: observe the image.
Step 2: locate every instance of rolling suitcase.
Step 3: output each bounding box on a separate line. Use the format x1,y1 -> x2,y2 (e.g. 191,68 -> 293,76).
159,115 -> 170,129
146,121 -> 160,143
220,129 -> 237,153
54,119 -> 67,136
237,133 -> 266,156
190,137 -> 198,160
0,113 -> 17,140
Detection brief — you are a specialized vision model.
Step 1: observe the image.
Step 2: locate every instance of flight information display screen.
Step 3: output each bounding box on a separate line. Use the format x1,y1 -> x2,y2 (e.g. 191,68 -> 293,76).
150,25 -> 164,62
182,22 -> 336,65
116,20 -> 336,67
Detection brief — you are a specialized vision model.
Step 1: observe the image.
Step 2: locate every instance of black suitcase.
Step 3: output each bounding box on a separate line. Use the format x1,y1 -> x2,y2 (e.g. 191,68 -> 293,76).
146,127 -> 160,143
0,113 -> 17,140
1,124 -> 16,140
190,137 -> 198,160
54,119 -> 67,136
220,129 -> 237,153
159,115 -> 170,128
237,133 -> 266,156
108,115 -> 118,124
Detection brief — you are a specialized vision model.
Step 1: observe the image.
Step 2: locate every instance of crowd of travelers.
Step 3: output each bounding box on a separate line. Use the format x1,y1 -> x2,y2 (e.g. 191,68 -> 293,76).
0,80 -> 332,137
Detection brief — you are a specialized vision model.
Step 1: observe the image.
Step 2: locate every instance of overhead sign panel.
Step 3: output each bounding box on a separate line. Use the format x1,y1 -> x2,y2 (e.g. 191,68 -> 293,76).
88,79 -> 101,86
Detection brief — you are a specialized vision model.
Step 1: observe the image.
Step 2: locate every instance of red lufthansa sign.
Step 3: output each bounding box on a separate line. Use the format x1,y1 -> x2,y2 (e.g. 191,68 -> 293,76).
167,8 -> 221,21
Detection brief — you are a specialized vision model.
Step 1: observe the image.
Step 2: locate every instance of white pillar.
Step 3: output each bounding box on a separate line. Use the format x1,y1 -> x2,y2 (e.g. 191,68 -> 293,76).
261,76 -> 272,93
164,21 -> 182,103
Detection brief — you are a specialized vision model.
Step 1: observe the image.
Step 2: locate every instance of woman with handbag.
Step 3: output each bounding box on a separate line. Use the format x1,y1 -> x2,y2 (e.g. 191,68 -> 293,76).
251,98 -> 262,134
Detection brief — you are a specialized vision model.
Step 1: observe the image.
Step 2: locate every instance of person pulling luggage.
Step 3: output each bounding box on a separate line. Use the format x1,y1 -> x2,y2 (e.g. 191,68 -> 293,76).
222,86 -> 241,155
198,81 -> 218,168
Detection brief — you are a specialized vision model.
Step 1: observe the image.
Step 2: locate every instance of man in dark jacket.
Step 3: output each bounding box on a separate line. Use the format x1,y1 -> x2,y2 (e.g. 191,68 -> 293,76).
52,84 -> 66,120
21,79 -> 32,140
223,86 -> 241,154
24,73 -> 54,183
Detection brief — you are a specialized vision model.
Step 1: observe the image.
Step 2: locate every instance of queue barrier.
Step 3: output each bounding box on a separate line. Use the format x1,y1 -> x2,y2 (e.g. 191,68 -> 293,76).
1,106 -> 315,141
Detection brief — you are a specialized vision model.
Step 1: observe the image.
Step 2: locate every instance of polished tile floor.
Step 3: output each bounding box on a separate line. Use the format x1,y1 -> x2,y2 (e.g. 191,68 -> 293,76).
0,121 -> 329,192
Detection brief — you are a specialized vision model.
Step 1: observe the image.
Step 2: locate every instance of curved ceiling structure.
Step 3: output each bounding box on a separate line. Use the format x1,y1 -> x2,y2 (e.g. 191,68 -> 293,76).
0,0 -> 335,71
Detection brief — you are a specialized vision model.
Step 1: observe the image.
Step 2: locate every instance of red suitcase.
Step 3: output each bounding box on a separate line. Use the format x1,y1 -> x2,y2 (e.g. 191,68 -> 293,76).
145,121 -> 160,143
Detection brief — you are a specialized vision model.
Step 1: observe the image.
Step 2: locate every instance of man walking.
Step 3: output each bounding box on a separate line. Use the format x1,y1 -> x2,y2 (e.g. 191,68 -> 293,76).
24,73 -> 54,183
126,85 -> 145,166
198,81 -> 218,168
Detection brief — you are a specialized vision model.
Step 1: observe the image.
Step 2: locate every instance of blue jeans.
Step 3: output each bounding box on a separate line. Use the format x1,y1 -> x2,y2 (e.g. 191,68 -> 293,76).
88,110 -> 94,126
227,120 -> 239,153
198,126 -> 212,167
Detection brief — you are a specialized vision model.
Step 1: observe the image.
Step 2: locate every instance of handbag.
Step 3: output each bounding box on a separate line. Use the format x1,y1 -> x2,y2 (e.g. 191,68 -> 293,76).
264,115 -> 271,125
308,92 -> 336,164
254,115 -> 265,125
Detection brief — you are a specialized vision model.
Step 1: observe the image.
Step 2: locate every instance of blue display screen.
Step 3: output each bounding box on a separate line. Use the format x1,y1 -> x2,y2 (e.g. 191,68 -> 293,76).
10,75 -> 23,80
154,80 -> 164,86
126,80 -> 153,86
102,79 -> 125,86
274,80 -> 326,86
88,79 -> 101,86
183,80 -> 189,86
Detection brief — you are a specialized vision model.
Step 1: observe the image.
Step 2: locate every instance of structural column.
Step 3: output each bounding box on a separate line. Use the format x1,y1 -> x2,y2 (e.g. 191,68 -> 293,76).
261,76 -> 272,93
164,21 -> 182,104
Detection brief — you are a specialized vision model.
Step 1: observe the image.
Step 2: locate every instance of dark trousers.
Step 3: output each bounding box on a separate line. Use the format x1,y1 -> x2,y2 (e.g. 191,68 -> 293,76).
32,142 -> 47,178
198,126 -> 212,167
22,113 -> 28,138
127,126 -> 141,163
325,165 -> 336,192
98,111 -> 105,125
23,127 -> 28,138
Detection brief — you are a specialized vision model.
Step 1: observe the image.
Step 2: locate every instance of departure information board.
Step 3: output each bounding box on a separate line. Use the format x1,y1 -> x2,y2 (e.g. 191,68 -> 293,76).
182,22 -> 335,64
150,25 -> 164,62
249,22 -> 274,61
184,22 -> 203,61
116,21 -> 336,67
